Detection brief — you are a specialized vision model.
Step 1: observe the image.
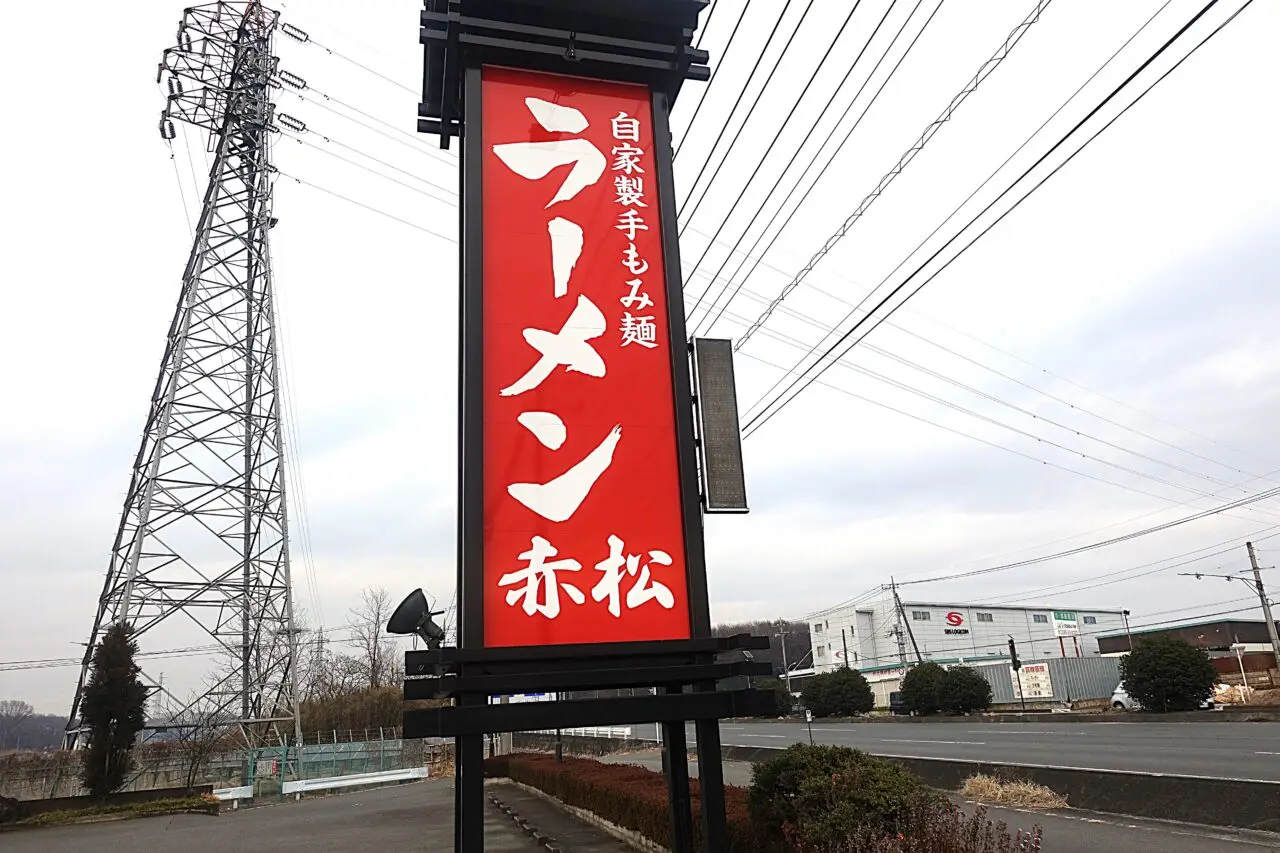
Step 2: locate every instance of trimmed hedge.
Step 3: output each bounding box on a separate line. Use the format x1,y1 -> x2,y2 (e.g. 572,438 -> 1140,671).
484,753 -> 758,852
486,749 -> 1043,852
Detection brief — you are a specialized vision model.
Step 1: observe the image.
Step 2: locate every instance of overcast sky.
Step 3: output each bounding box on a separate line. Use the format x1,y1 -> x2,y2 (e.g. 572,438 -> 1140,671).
3,0 -> 1278,713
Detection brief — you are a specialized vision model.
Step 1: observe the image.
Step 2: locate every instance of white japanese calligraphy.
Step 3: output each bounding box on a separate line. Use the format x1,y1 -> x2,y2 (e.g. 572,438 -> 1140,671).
500,295 -> 607,397
492,98 -> 604,208
611,143 -> 645,175
620,279 -> 653,311
591,534 -> 676,618
547,217 -> 583,298
508,425 -> 622,522
525,97 -> 589,133
611,111 -> 641,142
622,243 -> 649,276
613,175 -> 646,208
615,209 -> 649,241
498,536 -> 585,618
620,313 -> 658,349
516,411 -> 566,450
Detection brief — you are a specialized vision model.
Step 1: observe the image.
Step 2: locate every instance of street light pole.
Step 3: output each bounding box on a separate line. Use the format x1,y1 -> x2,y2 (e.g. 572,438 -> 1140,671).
1122,609 -> 1133,652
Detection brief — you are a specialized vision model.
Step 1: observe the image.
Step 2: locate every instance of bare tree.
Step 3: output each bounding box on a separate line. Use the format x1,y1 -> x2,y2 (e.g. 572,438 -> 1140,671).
0,701 -> 34,750
169,702 -> 234,791
347,587 -> 401,690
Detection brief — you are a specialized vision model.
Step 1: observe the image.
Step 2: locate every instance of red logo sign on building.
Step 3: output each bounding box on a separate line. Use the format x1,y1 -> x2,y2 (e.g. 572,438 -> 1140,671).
480,67 -> 691,648
945,612 -> 964,626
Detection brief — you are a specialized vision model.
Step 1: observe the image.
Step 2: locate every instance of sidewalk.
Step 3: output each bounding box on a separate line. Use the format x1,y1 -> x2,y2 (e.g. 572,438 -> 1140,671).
488,781 -> 635,852
597,750 -> 1280,852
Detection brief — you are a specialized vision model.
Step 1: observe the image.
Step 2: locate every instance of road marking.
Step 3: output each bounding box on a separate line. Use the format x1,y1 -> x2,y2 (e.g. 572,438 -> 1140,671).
969,730 -> 1087,736
879,738 -> 986,746
1256,751 -> 1280,756
742,734 -> 788,738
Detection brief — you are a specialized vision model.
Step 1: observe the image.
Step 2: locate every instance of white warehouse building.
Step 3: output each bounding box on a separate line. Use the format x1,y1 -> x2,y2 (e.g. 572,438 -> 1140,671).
807,598 -> 1128,674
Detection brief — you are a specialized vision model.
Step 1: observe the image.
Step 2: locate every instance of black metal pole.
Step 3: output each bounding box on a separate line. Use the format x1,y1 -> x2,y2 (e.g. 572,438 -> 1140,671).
660,696 -> 695,853
842,628 -> 850,669
695,709 -> 727,849
455,64 -> 487,853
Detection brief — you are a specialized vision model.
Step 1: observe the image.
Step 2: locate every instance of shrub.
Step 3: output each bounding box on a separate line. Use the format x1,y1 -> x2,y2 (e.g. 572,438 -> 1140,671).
938,666 -> 993,715
484,752 -> 756,852
899,662 -> 946,716
1119,636 -> 1218,712
796,801 -> 1043,853
757,677 -> 796,716
748,744 -> 937,848
803,669 -> 875,717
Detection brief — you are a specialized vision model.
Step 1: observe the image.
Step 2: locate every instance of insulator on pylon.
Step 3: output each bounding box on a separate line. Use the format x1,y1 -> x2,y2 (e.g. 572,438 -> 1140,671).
278,114 -> 307,134
159,115 -> 177,140
278,70 -> 307,90
281,23 -> 310,43
167,77 -> 184,96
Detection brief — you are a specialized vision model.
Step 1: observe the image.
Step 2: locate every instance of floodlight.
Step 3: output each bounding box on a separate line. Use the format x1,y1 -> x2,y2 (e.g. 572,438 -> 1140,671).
387,588 -> 446,649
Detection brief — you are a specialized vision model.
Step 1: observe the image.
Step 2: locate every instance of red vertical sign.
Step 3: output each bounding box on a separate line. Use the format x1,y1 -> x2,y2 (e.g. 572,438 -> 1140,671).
480,66 -> 691,647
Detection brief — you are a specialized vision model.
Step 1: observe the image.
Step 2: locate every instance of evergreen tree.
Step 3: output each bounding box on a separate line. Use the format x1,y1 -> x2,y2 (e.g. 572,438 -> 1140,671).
79,622 -> 148,796
937,665 -> 994,714
1119,636 -> 1218,712
899,661 -> 946,715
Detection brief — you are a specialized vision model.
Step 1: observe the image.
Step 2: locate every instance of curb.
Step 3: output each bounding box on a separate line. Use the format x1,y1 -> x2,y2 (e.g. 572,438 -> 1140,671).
487,791 -> 563,852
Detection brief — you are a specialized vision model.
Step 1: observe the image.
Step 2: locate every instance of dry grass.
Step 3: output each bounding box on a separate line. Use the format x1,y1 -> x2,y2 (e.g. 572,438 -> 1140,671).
961,775 -> 1067,810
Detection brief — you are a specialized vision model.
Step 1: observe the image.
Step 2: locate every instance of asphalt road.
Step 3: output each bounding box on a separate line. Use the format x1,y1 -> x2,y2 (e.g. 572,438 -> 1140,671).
679,720 -> 1280,781
603,751 -> 1280,852
1,780 -> 627,853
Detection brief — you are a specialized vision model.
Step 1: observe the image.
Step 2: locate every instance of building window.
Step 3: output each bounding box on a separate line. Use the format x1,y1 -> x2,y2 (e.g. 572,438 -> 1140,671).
816,646 -> 826,658
1083,616 -> 1097,625
1032,614 -> 1049,624
976,613 -> 993,623
911,611 -> 931,621
813,623 -> 823,633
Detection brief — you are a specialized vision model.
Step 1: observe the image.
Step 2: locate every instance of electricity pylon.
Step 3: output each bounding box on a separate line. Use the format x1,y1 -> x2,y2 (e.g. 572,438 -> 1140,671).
67,1 -> 300,753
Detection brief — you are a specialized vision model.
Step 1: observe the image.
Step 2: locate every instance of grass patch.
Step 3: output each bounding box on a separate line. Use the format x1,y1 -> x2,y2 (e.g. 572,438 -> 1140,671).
14,795 -> 218,828
961,775 -> 1067,810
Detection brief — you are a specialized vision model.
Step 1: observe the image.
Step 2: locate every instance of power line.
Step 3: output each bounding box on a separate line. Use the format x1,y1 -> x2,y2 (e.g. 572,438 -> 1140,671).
715,297 -> 1280,525
678,0 -> 818,233
731,0 -> 1055,345
675,0 -> 798,221
743,0 -> 1250,439
280,19 -> 420,97
684,0 -> 940,319
275,169 -> 457,243
715,0 -> 1176,342
675,0 -> 751,160
681,0 -> 869,328
279,130 -> 457,207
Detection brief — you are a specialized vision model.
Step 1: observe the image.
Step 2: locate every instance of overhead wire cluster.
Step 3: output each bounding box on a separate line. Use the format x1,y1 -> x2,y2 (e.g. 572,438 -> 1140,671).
152,2 -> 1274,648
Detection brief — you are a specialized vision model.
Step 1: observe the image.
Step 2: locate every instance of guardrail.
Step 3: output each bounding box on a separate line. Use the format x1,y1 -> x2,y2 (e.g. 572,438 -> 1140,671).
211,767 -> 430,805
528,726 -> 633,739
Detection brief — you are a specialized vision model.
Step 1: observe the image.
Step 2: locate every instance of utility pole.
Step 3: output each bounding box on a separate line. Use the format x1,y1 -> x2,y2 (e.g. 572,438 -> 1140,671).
1181,544 -> 1280,668
841,628 -> 851,669
1122,610 -> 1133,652
891,579 -> 923,664
1247,542 -> 1280,667
775,622 -> 792,694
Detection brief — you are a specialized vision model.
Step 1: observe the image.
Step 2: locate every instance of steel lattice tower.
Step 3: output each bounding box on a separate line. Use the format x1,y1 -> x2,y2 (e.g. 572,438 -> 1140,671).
67,1 -> 299,750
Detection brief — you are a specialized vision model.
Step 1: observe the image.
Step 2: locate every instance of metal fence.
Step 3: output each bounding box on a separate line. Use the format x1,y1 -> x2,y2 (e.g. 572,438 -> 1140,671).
972,656 -> 1122,706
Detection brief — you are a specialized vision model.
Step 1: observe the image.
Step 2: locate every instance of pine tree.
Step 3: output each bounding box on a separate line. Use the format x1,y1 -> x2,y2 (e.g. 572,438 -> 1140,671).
79,622 -> 148,796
